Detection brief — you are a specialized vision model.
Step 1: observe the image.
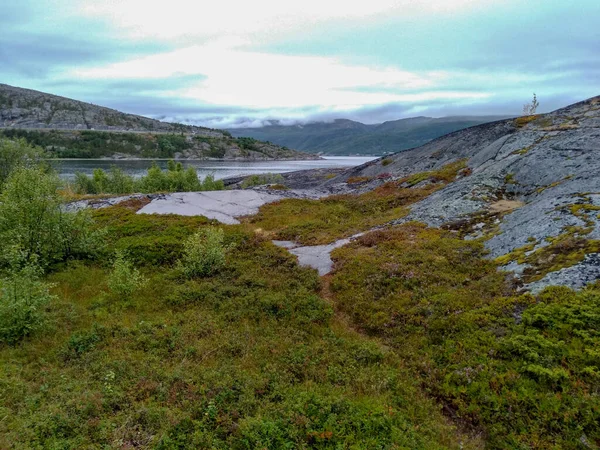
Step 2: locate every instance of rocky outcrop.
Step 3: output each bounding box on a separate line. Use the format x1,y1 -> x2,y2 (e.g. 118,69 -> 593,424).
330,96 -> 600,291
0,84 -> 320,160
0,83 -> 218,134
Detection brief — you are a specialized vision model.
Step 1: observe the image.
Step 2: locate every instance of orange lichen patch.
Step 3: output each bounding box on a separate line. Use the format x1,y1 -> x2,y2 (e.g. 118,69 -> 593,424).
514,115 -> 540,128
347,176 -> 372,184
111,196 -> 152,211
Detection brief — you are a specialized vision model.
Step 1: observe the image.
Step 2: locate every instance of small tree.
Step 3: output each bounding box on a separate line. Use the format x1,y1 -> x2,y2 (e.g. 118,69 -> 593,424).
0,138 -> 44,187
523,93 -> 539,116
177,227 -> 227,278
0,167 -> 105,269
107,251 -> 147,298
0,264 -> 56,344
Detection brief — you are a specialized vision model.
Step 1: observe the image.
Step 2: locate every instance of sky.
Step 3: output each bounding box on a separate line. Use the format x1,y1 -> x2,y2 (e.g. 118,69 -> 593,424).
1,0 -> 598,128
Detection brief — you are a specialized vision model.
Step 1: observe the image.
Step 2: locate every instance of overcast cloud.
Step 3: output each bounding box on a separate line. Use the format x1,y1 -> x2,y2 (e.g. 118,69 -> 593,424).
1,0 -> 598,127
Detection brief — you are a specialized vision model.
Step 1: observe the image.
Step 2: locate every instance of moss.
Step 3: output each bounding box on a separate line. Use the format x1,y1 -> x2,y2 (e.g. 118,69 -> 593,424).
504,173 -> 517,185
535,175 -> 573,194
514,115 -> 540,128
267,184 -> 289,190
400,159 -> 468,187
511,146 -> 531,155
496,201 -> 600,282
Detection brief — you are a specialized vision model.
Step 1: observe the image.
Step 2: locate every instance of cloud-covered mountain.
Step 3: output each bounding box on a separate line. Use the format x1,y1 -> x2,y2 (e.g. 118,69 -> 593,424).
228,116 -> 510,156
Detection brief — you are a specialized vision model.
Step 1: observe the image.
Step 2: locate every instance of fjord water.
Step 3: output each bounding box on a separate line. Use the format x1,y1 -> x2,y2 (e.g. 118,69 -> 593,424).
52,156 -> 376,181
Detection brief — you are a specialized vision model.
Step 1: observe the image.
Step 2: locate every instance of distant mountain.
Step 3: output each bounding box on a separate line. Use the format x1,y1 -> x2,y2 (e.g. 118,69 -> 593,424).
228,115 -> 511,156
0,84 -> 318,160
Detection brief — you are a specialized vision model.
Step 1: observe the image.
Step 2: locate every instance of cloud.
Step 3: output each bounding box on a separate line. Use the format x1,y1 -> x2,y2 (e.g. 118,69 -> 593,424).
0,0 -> 598,129
77,0 -> 497,42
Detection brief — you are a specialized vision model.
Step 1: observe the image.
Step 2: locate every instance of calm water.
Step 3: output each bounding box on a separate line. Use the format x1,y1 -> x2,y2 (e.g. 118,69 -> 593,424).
51,156 -> 377,181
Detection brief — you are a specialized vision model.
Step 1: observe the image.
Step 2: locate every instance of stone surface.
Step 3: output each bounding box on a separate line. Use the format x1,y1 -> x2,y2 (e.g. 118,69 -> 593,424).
329,95 -> 600,291
64,194 -> 154,212
525,254 -> 600,293
273,233 -> 364,276
137,189 -> 325,224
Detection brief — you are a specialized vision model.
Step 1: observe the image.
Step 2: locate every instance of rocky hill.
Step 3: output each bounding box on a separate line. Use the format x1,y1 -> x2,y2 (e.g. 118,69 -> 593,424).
228,115 -> 508,156
0,84 -> 319,160
325,96 -> 600,291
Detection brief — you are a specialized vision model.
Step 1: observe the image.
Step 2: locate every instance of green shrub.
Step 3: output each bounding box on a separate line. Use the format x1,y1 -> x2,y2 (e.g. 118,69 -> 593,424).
107,251 -> 147,297
0,167 -> 105,268
241,173 -> 284,188
73,161 -> 224,195
0,264 -> 55,344
177,227 -> 227,278
381,158 -> 393,166
0,138 -> 44,187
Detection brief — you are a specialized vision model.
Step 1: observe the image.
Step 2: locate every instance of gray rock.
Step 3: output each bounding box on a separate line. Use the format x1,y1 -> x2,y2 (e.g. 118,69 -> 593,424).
525,254 -> 600,293
273,233 -> 364,275
331,95 -> 600,291
137,189 -> 326,224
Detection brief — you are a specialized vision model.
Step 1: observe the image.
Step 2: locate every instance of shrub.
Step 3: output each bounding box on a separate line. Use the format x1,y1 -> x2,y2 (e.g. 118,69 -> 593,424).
0,167 -> 105,268
73,162 -> 224,194
107,251 -> 147,298
177,227 -> 227,278
0,264 -> 56,344
241,173 -> 284,188
381,158 -> 393,166
522,93 -> 539,115
0,138 -> 44,187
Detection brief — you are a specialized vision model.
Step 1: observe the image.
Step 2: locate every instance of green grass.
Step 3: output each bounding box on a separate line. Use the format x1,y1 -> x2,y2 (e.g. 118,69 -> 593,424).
247,161 -> 467,245
2,159 -> 598,448
329,224 -> 600,448
0,205 -> 475,449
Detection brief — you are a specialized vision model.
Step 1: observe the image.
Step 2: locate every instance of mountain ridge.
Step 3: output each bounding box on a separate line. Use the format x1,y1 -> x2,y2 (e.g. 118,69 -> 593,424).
0,84 -> 319,160
228,114 -> 510,155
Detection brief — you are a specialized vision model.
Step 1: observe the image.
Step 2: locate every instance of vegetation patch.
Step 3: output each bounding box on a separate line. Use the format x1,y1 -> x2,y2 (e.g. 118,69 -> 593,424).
249,160 -> 467,245
0,213 -> 471,449
71,160 -> 224,195
0,129 -> 192,159
346,176 -> 372,184
267,183 -> 289,190
329,224 -> 600,448
240,173 -> 285,188
497,200 -> 600,282
514,115 -> 540,128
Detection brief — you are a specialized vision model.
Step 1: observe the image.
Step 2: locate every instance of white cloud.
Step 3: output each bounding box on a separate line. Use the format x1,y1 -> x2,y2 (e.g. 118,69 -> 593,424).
72,39 -> 490,110
77,0 -> 497,41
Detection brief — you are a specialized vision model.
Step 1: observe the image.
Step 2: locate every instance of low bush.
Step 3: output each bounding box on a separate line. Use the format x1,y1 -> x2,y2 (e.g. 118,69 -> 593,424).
177,227 -> 227,278
0,167 -> 105,269
0,138 -> 45,187
330,224 -> 600,448
0,264 -> 56,344
72,161 -> 225,195
107,251 -> 147,298
241,173 -> 284,188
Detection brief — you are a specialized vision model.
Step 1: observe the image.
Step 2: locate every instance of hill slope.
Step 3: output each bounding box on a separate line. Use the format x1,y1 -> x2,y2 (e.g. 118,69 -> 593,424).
228,115 -> 508,156
330,95 -> 600,291
0,84 -> 318,160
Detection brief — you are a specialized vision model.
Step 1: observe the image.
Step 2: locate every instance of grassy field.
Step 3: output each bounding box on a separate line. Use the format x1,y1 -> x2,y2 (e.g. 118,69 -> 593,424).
0,202 -> 474,449
1,160 -> 599,448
